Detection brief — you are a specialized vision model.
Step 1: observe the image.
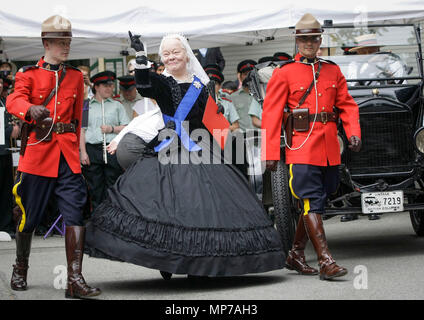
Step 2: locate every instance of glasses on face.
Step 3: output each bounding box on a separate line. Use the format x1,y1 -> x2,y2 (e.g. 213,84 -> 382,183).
297,36 -> 321,43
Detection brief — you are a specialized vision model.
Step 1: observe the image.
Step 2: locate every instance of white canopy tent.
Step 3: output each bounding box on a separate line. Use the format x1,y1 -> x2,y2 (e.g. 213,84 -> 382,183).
1,0 -> 424,61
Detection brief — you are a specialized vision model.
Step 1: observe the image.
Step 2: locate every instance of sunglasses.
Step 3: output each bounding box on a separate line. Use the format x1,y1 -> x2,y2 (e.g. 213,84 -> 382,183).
297,36 -> 321,43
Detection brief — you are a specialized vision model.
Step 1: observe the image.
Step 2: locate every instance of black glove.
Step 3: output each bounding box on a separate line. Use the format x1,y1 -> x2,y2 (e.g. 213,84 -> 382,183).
217,103 -> 225,115
128,31 -> 144,52
348,135 -> 362,152
165,120 -> 176,130
27,105 -> 50,121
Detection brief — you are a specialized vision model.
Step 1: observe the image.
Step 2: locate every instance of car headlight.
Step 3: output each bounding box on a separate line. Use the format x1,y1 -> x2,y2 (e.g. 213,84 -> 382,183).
338,134 -> 345,154
414,127 -> 424,154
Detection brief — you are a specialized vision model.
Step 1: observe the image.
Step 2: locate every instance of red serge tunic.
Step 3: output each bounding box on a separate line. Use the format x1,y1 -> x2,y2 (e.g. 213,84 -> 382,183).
261,53 -> 361,166
6,58 -> 84,177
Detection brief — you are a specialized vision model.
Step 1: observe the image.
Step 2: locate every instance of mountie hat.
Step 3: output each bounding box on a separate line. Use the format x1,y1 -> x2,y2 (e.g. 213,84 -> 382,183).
273,52 -> 292,61
118,75 -> 136,90
90,71 -> 116,86
295,13 -> 323,36
41,15 -> 72,39
349,34 -> 380,52
237,59 -> 257,73
206,68 -> 225,84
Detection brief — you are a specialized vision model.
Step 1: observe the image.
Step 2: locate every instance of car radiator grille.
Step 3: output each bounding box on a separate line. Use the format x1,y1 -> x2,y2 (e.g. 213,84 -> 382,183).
345,108 -> 414,175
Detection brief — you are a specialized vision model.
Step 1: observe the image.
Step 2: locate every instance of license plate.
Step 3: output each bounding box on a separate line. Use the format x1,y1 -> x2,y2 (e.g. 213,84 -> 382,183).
361,191 -> 404,214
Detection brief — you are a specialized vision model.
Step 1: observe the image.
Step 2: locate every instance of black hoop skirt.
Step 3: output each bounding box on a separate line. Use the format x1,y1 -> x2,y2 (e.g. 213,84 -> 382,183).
84,143 -> 285,276
85,71 -> 285,276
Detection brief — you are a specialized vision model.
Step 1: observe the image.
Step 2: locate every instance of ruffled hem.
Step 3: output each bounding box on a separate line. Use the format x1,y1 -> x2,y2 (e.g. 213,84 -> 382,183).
84,224 -> 285,276
87,199 -> 283,258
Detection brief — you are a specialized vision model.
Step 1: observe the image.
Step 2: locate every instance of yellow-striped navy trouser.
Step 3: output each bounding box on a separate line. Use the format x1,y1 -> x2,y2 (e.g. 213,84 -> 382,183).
288,164 -> 310,216
12,172 -> 27,232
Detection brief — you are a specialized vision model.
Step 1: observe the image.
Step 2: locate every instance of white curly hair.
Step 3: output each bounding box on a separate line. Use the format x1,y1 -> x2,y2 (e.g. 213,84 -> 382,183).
158,33 -> 209,85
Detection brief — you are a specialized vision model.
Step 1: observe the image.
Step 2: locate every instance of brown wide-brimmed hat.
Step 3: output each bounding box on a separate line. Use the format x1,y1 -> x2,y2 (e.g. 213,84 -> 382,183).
349,34 -> 380,52
41,15 -> 72,39
295,13 -> 323,36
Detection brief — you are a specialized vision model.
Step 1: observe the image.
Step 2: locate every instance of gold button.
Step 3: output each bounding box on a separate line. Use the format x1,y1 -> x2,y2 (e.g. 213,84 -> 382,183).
73,94 -> 76,98
57,116 -> 61,120
332,84 -> 336,88
322,107 -> 325,110
19,112 -> 24,116
300,87 -> 304,90
318,93 -> 322,97
292,131 -> 295,135
40,95 -> 43,99
57,101 -> 61,105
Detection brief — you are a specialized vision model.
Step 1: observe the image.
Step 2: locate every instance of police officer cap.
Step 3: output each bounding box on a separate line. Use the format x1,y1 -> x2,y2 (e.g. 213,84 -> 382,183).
206,68 -> 225,84
258,56 -> 276,64
295,13 -> 323,36
204,64 -> 221,73
118,75 -> 136,90
237,59 -> 257,73
41,15 -> 72,39
90,71 -> 116,86
273,52 -> 292,61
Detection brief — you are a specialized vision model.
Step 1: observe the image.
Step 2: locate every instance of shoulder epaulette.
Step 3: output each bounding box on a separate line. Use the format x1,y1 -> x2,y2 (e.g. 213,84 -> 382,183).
276,59 -> 295,68
319,58 -> 337,65
64,64 -> 82,72
19,65 -> 38,73
221,97 -> 232,103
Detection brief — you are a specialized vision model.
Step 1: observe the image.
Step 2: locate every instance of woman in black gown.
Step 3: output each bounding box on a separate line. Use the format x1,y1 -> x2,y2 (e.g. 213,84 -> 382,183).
84,33 -> 285,277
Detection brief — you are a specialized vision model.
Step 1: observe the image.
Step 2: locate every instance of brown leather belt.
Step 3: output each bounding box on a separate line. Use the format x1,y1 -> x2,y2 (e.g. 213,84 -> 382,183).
52,122 -> 76,134
309,112 -> 337,124
32,122 -> 76,134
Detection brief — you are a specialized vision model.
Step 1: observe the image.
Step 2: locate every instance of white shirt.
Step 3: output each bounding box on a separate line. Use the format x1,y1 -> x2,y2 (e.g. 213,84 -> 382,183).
133,97 -> 158,116
112,106 -> 165,145
199,48 -> 208,57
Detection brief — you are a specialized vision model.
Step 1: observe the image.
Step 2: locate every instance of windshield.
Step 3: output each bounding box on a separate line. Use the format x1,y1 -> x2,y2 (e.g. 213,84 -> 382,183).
318,25 -> 421,84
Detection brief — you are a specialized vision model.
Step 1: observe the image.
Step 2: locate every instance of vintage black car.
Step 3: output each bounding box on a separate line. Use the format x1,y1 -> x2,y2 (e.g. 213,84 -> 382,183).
245,23 -> 424,254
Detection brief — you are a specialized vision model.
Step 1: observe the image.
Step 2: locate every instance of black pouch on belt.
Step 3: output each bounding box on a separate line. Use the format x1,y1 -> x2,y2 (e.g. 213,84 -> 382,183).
292,108 -> 309,132
35,118 -> 53,141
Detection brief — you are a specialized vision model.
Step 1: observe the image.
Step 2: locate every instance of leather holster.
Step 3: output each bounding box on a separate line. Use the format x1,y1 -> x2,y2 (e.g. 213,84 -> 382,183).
293,108 -> 310,132
283,110 -> 293,147
35,118 -> 53,142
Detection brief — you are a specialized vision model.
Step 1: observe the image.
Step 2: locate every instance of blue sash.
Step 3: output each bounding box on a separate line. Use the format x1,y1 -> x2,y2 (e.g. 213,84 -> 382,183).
154,76 -> 204,152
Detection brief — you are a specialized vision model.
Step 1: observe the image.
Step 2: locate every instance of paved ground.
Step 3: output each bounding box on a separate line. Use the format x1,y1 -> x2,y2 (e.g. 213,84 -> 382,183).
1,211 -> 423,300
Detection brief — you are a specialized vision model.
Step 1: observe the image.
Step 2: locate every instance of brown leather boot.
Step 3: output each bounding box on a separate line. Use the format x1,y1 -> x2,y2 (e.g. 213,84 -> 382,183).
10,231 -> 33,291
303,212 -> 347,280
285,217 -> 318,275
65,226 -> 101,299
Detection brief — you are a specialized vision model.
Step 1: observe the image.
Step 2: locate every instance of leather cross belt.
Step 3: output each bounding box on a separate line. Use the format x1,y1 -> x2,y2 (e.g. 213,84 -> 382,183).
309,112 -> 337,124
